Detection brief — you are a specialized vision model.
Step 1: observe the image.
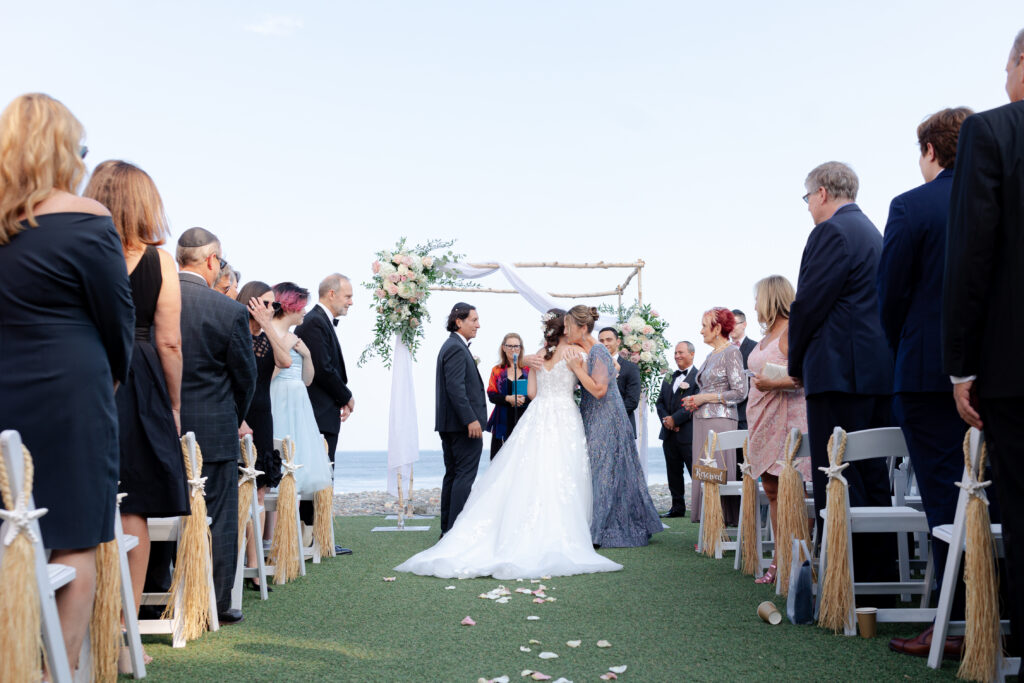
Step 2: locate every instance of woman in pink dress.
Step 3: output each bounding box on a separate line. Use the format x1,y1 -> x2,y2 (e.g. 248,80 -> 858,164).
745,275 -> 809,584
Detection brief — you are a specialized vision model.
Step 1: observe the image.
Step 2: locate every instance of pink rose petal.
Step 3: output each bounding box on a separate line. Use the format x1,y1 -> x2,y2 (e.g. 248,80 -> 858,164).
533,598 -> 545,604
461,616 -> 476,626
600,674 -> 617,681
382,577 -> 396,582
531,674 -> 551,681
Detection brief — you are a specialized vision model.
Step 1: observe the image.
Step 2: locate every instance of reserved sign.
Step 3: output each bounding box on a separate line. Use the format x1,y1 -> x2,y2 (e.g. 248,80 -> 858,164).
693,464 -> 727,485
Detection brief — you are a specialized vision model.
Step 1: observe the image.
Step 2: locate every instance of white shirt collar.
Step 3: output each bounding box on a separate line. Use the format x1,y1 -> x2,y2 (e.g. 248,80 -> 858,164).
456,332 -> 471,347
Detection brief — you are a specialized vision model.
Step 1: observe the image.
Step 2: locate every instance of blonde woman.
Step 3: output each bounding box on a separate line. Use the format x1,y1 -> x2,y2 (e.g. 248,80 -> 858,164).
84,161 -> 188,662
0,93 -> 135,673
745,275 -> 809,584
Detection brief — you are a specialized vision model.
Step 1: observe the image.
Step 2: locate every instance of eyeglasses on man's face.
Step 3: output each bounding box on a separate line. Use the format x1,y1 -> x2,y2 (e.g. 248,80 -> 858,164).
802,187 -> 823,204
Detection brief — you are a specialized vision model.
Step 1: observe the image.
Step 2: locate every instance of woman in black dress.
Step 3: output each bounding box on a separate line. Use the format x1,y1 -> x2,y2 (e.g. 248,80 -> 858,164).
84,160 -> 188,658
0,94 -> 135,673
236,280 -> 292,587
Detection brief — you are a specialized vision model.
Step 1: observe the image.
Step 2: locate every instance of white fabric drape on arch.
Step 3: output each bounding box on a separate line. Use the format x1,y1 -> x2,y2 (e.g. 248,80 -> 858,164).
385,261 -> 648,495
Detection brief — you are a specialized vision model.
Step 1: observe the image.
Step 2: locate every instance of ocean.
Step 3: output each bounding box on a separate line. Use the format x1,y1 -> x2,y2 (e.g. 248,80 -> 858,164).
332,447 -> 683,493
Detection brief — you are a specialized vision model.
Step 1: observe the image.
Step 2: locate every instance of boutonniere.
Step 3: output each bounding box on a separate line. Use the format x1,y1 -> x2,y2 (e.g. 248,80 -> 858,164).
473,355 -> 480,366
679,381 -> 690,391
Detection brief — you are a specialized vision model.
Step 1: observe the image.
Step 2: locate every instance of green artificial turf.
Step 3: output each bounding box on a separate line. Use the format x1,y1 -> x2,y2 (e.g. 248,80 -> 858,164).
133,516 -> 961,682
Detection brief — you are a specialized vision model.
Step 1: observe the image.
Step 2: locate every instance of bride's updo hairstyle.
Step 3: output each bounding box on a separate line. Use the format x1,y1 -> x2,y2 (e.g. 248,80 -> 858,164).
565,305 -> 600,333
271,281 -> 309,318
541,308 -> 566,360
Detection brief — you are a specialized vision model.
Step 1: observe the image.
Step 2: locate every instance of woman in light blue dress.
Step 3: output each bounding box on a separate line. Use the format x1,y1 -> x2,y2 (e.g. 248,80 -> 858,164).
564,305 -> 663,548
268,282 -> 333,498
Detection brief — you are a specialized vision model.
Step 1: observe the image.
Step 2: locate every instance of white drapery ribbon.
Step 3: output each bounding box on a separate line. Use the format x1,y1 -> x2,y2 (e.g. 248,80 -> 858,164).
387,336 -> 419,497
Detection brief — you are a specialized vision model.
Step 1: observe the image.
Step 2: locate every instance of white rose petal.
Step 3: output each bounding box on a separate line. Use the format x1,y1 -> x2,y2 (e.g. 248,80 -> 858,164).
538,652 -> 558,660
565,640 -> 581,648
520,646 -> 531,652
596,640 -> 612,648
527,616 -> 540,620
609,666 -> 627,674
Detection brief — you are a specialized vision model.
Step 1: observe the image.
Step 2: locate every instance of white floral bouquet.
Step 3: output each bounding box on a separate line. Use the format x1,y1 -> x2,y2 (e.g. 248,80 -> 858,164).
359,238 -> 465,367
600,301 -> 671,407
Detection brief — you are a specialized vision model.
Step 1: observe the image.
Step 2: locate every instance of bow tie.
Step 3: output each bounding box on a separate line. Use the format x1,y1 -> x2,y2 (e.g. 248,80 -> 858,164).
673,370 -> 684,377
332,318 -> 339,327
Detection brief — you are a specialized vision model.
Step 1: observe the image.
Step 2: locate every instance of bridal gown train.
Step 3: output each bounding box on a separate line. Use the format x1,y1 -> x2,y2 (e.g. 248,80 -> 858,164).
395,359 -> 623,579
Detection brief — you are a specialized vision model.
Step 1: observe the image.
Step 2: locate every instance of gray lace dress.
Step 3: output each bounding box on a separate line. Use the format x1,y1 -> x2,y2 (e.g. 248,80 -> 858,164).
579,343 -> 663,547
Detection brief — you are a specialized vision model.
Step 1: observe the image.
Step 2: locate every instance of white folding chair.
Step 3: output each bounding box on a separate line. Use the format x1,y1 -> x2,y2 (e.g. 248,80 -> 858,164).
815,426 -> 933,635
927,428 -> 1019,679
138,433 -> 219,647
696,429 -> 747,558
0,429 -> 75,683
231,435 -> 270,611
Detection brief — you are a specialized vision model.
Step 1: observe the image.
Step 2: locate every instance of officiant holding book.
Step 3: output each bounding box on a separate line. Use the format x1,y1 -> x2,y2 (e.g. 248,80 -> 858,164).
486,332 -> 531,459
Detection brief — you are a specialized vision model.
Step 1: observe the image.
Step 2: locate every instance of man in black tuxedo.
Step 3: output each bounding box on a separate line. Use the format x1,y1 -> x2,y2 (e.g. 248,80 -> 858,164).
789,162 -> 897,594
295,273 -> 354,554
943,28 -> 1024,656
598,327 -> 641,437
655,341 -> 698,517
435,303 -> 487,535
176,228 -> 257,623
729,310 -> 756,431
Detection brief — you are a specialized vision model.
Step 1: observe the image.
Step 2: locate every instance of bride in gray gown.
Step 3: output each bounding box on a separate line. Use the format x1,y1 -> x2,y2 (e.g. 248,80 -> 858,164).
563,305 -> 663,548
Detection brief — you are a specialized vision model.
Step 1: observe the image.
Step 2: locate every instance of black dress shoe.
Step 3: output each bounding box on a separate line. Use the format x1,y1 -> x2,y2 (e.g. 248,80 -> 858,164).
660,510 -> 686,518
217,609 -> 244,624
334,546 -> 353,555
245,578 -> 272,593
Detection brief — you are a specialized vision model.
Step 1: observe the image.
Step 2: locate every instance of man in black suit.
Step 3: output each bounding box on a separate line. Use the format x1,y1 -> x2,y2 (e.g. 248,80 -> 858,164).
176,227 -> 257,623
789,162 -> 897,592
879,108 -> 974,658
295,274 -> 354,554
730,310 -> 757,430
435,303 -> 487,534
943,28 -> 1024,656
598,327 -> 641,437
655,341 -> 698,517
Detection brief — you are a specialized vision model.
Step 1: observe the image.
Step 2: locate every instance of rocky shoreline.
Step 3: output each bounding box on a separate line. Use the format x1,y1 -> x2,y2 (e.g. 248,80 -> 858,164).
332,483 -> 687,517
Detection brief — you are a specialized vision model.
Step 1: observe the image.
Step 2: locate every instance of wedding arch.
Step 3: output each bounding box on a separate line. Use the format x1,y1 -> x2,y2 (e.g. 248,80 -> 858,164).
360,241 -> 666,523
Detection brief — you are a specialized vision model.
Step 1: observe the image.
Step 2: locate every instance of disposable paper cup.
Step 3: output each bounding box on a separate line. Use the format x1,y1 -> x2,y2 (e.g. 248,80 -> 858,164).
757,601 -> 782,625
856,607 -> 877,638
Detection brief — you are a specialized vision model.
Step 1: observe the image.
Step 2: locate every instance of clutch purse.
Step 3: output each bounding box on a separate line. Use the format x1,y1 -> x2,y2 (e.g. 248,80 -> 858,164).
762,362 -> 795,392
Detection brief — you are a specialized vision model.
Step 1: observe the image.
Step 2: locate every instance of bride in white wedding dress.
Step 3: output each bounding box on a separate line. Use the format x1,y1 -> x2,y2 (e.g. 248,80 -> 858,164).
394,310 -> 623,580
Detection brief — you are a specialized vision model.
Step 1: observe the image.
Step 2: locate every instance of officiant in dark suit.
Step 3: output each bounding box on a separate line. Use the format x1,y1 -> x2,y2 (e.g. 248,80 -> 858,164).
598,327 -> 641,436
176,227 -> 257,623
656,341 -> 698,517
436,303 -> 487,534
943,29 -> 1024,656
295,273 -> 354,554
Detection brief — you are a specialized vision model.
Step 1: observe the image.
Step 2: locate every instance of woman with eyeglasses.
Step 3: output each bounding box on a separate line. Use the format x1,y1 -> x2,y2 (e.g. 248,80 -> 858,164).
215,264 -> 240,299
0,94 -> 135,674
235,281 -> 293,588
486,333 -> 531,459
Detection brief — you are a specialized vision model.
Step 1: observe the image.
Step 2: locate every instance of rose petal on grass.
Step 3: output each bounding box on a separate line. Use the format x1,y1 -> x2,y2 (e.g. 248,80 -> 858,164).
527,616 -> 540,621
445,585 -> 456,590
533,598 -> 545,604
608,666 -> 627,674
520,671 -> 533,678
596,640 -> 612,648
565,640 -> 581,648
515,588 -> 534,594
528,639 -> 541,644
496,597 -> 510,604
600,674 -> 617,681
544,597 -> 556,602
531,674 -> 551,681
552,679 -> 572,683
519,646 -> 531,653
538,652 -> 558,660
461,616 -> 476,626
382,577 -> 396,582
493,677 -> 510,683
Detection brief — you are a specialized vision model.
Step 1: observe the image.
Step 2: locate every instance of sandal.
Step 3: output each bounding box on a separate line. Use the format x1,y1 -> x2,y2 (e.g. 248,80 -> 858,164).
755,562 -> 777,585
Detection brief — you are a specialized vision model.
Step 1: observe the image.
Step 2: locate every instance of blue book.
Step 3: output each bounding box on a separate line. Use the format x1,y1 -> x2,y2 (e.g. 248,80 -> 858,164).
512,378 -> 528,397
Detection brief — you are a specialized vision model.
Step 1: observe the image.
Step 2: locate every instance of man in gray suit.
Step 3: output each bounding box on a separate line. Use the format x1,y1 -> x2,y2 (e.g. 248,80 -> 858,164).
435,303 -> 487,535
176,227 -> 257,623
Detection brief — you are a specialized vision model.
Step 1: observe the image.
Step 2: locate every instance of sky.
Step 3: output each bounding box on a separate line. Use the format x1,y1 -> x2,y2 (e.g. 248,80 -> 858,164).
3,1 -> 1020,454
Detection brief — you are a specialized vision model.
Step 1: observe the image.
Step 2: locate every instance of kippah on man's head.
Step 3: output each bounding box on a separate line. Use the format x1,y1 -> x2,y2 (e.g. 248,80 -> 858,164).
177,226 -> 219,248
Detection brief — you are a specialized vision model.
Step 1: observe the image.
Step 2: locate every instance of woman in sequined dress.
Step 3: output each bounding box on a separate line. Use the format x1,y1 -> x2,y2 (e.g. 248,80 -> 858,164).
564,305 -> 663,548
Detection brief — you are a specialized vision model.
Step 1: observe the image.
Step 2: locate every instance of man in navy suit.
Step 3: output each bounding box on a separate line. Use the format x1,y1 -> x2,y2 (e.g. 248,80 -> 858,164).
729,310 -> 757,431
944,28 -> 1024,657
656,341 -> 698,517
879,109 -> 974,658
789,162 -> 896,591
435,303 -> 488,534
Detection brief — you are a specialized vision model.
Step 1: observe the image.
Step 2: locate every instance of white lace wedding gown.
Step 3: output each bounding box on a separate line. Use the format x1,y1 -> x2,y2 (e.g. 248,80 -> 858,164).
394,359 -> 623,579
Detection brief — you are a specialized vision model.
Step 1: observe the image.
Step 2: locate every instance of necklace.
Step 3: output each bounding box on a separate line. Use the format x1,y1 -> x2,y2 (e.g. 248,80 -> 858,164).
710,340 -> 730,354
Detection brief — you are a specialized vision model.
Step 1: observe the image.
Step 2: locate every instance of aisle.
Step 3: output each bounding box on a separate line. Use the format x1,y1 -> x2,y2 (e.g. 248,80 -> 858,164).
137,517 -> 959,682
